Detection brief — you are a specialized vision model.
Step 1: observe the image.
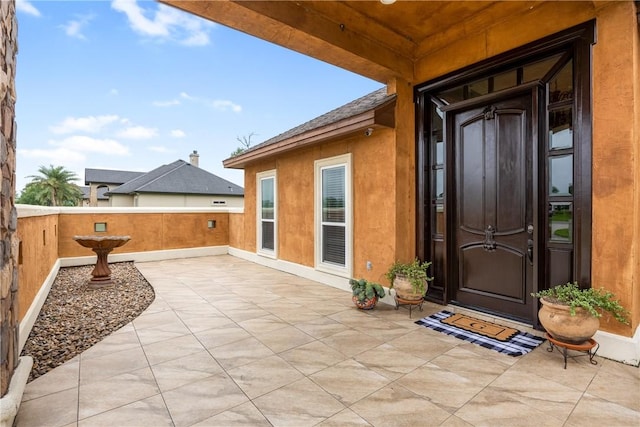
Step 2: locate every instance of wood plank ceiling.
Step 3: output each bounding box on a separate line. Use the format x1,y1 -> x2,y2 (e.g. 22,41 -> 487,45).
160,1 -> 556,83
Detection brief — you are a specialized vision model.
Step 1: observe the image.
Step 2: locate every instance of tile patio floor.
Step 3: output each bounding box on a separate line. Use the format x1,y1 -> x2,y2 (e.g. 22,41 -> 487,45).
16,255 -> 640,426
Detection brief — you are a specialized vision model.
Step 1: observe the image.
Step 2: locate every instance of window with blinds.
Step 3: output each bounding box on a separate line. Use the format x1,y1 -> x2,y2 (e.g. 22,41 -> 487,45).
257,170 -> 276,257
315,154 -> 352,277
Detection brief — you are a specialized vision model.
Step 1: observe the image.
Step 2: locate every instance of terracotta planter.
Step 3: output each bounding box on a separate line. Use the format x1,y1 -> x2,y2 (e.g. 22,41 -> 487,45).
538,297 -> 600,344
352,295 -> 378,310
393,275 -> 427,301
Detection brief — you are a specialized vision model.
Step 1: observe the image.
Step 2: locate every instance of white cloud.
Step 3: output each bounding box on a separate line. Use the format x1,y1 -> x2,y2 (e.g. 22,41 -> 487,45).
60,15 -> 94,40
170,129 -> 186,138
50,115 -> 120,134
210,100 -> 242,113
18,147 -> 86,164
111,0 -> 214,46
52,135 -> 131,156
170,92 -> 242,113
16,0 -> 41,17
117,126 -> 158,140
152,99 -> 180,107
148,146 -> 174,153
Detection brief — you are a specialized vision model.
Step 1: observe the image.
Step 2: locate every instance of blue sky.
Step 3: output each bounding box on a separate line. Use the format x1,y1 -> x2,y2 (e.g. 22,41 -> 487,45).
14,0 -> 383,193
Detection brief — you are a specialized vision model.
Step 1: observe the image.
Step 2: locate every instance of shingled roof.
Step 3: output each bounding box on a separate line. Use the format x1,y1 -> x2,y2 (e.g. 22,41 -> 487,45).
85,168 -> 145,186
108,160 -> 244,196
224,87 -> 395,169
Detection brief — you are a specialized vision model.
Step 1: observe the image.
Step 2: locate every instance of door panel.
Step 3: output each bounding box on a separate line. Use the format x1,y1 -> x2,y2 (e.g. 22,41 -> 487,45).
453,94 -> 533,321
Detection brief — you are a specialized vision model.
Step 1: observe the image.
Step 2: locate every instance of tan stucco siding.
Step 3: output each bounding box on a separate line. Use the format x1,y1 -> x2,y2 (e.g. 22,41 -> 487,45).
17,215 -> 60,320
591,1 -> 639,336
57,212 -> 229,257
110,194 -> 135,207
243,128 -> 397,282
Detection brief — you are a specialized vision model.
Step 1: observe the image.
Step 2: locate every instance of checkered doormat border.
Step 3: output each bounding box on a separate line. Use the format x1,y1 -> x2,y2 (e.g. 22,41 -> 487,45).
415,310 -> 546,357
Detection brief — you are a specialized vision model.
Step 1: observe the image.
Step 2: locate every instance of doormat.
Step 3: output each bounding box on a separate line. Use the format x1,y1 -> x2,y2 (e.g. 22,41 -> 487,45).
415,310 -> 545,356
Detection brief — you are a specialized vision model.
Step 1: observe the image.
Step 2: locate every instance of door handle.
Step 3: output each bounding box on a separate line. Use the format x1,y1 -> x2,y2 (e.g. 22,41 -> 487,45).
527,239 -> 534,265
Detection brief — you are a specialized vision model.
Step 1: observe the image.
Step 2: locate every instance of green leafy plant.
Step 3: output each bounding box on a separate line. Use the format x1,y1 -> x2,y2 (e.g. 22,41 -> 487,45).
531,282 -> 629,324
349,278 -> 385,303
385,258 -> 433,294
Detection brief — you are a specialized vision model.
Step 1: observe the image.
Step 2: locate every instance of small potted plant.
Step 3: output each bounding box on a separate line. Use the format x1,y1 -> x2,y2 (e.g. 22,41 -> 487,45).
385,258 -> 433,301
350,278 -> 386,310
531,281 -> 629,344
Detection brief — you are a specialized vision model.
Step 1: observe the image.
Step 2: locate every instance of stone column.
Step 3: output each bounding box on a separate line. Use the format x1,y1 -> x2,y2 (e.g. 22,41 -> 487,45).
0,0 -> 19,399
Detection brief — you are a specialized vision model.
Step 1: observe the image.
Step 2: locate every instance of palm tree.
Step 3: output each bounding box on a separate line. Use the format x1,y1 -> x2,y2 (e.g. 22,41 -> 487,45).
24,165 -> 83,206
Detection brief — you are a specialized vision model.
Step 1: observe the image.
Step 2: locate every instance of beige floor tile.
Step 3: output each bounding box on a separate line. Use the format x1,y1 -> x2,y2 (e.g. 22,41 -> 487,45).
191,402 -> 271,426
23,357 -> 80,401
252,378 -> 345,426
508,345 -> 601,391
398,362 -> 484,412
79,346 -> 149,383
317,408 -> 372,426
150,350 -> 224,392
587,358 -> 640,411
252,325 -> 315,353
193,323 -> 252,349
271,307 -> 325,324
16,388 -> 79,427
222,306 -> 272,323
207,336 -> 275,370
142,333 -> 205,365
454,388 -> 565,426
564,393 -> 640,426
349,383 -> 451,426
438,415 -> 475,426
132,310 -> 183,330
78,367 -> 160,420
281,340 -> 348,375
294,317 -> 351,339
388,329 -> 460,361
227,355 -> 304,399
321,330 -> 385,357
488,369 -> 583,420
77,394 -> 172,427
354,343 -> 427,380
162,373 -> 249,427
429,346 -> 512,387
79,328 -> 141,360
310,359 -> 390,405
238,314 -> 290,334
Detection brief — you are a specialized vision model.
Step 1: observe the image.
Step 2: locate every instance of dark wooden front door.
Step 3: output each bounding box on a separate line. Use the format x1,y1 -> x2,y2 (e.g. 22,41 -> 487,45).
452,94 -> 534,321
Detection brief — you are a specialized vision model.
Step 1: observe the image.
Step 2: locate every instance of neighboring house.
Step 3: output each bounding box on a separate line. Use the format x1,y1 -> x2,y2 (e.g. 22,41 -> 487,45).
84,168 -> 145,207
107,156 -> 244,208
79,186 -> 109,207
167,1 -> 640,362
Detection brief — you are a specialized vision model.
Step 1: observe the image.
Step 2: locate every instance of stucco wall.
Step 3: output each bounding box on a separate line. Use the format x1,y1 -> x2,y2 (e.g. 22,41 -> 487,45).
591,1 -> 639,336
16,214 -> 59,320
57,211 -> 229,257
244,128 -> 397,283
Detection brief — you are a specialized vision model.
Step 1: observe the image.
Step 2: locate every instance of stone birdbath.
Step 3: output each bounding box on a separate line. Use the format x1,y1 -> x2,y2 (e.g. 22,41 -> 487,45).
73,235 -> 131,288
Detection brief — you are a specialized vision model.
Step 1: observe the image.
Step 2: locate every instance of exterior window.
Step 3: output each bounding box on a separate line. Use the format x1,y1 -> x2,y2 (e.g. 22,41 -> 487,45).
315,154 -> 352,277
257,170 -> 276,257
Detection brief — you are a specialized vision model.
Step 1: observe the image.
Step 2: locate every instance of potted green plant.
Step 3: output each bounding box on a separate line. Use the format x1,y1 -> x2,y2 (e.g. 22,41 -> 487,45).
531,281 -> 629,344
350,278 -> 386,310
385,258 -> 433,301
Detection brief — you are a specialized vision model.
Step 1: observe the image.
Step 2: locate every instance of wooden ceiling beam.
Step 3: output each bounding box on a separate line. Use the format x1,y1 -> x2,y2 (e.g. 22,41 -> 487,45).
161,0 -> 414,83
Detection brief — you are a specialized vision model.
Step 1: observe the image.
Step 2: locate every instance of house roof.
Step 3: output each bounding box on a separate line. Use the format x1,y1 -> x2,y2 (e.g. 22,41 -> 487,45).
80,186 -> 108,200
85,168 -> 145,186
223,87 -> 395,169
108,160 -> 244,196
